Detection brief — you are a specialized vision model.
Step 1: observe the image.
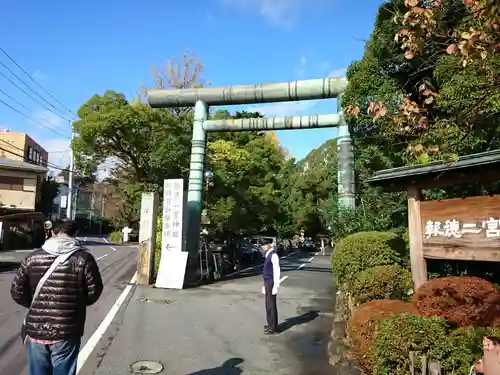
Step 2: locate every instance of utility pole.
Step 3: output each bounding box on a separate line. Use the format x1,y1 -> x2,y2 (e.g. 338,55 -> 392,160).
66,129 -> 75,219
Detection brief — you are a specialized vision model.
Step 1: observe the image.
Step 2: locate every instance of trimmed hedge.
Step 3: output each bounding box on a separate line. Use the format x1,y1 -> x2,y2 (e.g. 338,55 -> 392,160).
374,314 -> 484,375
331,231 -> 406,285
352,264 -> 413,303
348,300 -> 418,372
108,231 -> 122,243
413,276 -> 500,327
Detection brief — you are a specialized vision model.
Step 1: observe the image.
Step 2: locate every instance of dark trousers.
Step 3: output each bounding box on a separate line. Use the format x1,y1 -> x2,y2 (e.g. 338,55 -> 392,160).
264,280 -> 278,331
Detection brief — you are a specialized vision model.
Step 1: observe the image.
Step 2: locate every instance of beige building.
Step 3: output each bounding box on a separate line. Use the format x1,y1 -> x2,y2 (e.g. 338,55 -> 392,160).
0,130 -> 49,167
0,158 -> 48,213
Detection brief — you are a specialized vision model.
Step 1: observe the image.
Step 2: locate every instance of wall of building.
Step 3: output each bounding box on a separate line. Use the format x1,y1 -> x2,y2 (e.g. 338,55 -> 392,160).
0,168 -> 39,210
0,131 -> 49,167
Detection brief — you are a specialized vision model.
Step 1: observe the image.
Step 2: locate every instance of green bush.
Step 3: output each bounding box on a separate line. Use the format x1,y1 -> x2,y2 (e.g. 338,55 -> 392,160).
374,314 -> 484,375
352,264 -> 413,303
154,215 -> 162,277
331,231 -> 406,285
108,231 -> 122,243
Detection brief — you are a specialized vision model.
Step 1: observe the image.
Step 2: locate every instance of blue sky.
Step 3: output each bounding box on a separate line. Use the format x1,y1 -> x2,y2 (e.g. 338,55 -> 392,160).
0,0 -> 384,171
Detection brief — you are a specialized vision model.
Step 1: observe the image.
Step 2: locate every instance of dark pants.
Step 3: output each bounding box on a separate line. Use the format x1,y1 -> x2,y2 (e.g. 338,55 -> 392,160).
27,338 -> 81,375
264,280 -> 278,331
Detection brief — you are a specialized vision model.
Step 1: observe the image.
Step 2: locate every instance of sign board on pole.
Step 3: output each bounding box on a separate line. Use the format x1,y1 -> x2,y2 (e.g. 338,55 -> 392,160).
161,179 -> 184,253
156,178 -> 188,289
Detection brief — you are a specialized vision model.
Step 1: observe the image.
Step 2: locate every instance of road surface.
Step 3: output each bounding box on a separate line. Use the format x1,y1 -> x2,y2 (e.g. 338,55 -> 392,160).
0,237 -> 137,375
79,250 -> 335,375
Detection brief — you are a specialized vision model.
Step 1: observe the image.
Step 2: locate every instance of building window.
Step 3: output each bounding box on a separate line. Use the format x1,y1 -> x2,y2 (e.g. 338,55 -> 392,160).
27,147 -> 33,162
0,176 -> 24,191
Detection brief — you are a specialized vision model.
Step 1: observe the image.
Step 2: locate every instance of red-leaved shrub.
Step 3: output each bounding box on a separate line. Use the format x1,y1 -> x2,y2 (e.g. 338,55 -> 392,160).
412,276 -> 500,327
348,300 -> 419,371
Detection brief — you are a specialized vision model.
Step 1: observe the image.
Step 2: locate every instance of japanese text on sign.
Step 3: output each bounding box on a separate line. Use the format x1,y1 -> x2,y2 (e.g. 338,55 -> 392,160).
424,218 -> 500,239
162,179 -> 184,252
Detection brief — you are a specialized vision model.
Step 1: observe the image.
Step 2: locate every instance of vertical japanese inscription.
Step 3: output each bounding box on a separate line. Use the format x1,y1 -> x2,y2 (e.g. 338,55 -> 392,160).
162,179 -> 185,253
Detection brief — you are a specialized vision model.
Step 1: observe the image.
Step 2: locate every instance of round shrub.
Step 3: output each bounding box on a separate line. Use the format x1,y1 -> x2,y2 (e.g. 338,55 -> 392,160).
413,276 -> 500,327
331,231 -> 406,285
108,230 -> 122,243
352,264 -> 413,303
374,314 -> 484,375
348,300 -> 418,371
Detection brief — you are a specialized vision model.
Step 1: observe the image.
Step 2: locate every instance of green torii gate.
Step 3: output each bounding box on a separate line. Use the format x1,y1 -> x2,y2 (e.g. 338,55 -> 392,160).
147,77 -> 355,255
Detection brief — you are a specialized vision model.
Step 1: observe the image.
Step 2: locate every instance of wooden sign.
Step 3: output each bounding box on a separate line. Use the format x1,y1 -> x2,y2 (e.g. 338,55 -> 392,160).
420,194 -> 500,262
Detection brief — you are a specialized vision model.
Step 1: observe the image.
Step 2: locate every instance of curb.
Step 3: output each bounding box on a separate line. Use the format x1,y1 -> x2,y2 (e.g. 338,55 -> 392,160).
327,291 -> 360,374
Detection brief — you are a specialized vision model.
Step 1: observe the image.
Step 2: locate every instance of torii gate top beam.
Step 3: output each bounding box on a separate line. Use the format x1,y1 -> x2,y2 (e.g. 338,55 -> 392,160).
147,77 -> 348,108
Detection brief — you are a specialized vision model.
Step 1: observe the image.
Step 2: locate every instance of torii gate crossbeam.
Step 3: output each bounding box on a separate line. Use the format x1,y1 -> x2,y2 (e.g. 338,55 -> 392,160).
147,77 -> 355,256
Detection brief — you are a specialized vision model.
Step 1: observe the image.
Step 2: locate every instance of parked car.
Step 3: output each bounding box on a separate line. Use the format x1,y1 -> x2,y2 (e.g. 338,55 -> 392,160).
302,237 -> 315,251
249,235 -> 285,256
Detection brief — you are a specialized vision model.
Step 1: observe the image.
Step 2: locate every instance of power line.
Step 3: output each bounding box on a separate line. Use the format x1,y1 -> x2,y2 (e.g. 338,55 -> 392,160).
0,97 -> 70,139
0,66 -> 72,125
0,47 -> 77,118
0,57 -> 72,121
0,87 -> 69,135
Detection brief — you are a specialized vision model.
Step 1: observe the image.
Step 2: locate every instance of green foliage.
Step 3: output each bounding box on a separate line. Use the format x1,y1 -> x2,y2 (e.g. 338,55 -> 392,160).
205,110 -> 290,236
36,177 -> 60,217
108,231 -> 122,243
331,231 -> 405,285
374,314 -> 484,375
352,264 -> 413,304
72,91 -> 192,224
154,215 -> 162,277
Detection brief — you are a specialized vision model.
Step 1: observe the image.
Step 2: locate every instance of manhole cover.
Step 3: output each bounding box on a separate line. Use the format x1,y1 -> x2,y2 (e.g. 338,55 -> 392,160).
130,360 -> 163,374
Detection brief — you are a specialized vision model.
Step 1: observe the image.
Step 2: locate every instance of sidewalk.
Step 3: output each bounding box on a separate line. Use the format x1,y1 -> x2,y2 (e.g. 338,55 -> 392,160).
79,252 -> 336,375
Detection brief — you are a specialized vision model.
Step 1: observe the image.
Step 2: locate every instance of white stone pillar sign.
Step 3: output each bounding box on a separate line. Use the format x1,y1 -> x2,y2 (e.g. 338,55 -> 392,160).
162,179 -> 184,252
137,192 -> 158,285
122,226 -> 132,242
156,179 -> 188,289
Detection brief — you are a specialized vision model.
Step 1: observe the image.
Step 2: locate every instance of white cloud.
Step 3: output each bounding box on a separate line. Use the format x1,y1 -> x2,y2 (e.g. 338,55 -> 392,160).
33,69 -> 47,81
40,138 -> 72,171
328,67 -> 347,77
220,0 -> 330,27
40,138 -> 118,182
294,56 -> 307,78
251,100 -> 317,117
32,109 -> 68,132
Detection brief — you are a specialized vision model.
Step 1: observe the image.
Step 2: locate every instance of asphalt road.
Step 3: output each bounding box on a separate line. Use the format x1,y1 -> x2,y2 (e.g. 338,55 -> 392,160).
79,250 -> 335,375
0,237 -> 137,375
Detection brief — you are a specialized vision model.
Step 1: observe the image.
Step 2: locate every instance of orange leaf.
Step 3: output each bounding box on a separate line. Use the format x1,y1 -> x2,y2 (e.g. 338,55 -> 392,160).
446,44 -> 458,54
404,0 -> 419,7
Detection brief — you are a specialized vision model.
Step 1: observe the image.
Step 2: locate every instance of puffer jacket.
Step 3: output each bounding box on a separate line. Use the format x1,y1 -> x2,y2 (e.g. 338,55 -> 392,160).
10,244 -> 103,341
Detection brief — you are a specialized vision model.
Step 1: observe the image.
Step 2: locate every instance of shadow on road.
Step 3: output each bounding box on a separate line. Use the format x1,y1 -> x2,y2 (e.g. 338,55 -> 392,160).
278,310 -> 319,333
0,261 -> 21,273
189,358 -> 244,374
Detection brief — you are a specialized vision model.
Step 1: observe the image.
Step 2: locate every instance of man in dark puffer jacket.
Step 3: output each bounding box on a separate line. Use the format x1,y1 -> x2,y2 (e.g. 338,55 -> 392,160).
11,219 -> 103,375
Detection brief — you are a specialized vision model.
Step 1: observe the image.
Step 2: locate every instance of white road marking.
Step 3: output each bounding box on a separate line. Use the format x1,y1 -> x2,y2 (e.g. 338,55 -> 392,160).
84,237 -> 87,242
15,250 -> 33,253
307,256 -> 314,262
279,275 -> 288,283
76,272 -> 137,374
110,247 -> 117,252
103,237 -> 109,243
224,250 -> 300,277
298,263 -> 306,269
96,254 -> 108,261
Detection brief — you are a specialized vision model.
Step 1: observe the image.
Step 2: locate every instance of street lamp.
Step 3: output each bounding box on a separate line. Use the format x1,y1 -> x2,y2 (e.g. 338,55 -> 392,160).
204,169 -> 214,186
